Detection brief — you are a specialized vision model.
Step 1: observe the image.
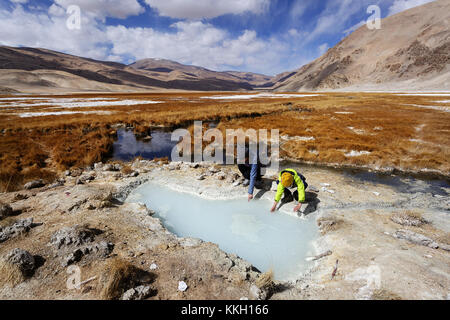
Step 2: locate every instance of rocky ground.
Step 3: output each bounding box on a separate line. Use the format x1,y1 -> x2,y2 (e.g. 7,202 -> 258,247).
0,159 -> 448,300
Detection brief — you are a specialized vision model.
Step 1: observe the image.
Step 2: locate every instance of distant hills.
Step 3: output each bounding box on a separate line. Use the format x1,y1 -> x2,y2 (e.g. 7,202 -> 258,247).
0,0 -> 448,94
0,46 -> 271,93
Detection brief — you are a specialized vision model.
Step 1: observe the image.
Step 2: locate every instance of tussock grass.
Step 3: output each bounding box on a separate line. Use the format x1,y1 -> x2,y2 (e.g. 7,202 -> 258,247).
0,92 -> 449,191
0,260 -> 25,287
100,257 -> 154,300
372,289 -> 402,300
255,269 -> 274,290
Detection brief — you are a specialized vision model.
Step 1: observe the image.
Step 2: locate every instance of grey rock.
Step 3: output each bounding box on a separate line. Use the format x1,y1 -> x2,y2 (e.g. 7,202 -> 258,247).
249,284 -> 267,300
437,243 -> 450,251
208,166 -> 220,174
47,180 -> 65,189
390,213 -> 426,227
394,229 -> 439,249
94,162 -> 103,170
24,179 -> 45,190
114,163 -> 122,171
168,163 -> 181,171
50,226 -> 96,249
179,237 -> 203,247
64,241 -> 114,266
217,172 -> 227,180
122,285 -> 153,300
65,249 -> 84,266
103,164 -> 114,171
76,174 -> 95,185
0,203 -> 13,219
5,248 -> 35,274
0,218 -> 34,242
197,174 -> 206,181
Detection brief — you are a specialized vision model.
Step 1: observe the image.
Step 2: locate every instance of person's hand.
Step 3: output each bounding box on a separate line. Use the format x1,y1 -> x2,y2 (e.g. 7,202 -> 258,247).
293,204 -> 302,212
270,203 -> 277,213
248,194 -> 253,202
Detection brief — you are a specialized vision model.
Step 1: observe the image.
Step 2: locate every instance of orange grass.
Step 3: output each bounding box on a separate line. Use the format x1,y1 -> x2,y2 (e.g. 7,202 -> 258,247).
0,92 -> 449,191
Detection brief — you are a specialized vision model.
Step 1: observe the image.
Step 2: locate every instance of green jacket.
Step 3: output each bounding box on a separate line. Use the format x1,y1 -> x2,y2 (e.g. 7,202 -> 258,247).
275,168 -> 306,203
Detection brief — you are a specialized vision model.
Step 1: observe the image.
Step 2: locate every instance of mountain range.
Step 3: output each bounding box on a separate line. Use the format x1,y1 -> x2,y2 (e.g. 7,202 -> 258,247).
0,0 -> 448,94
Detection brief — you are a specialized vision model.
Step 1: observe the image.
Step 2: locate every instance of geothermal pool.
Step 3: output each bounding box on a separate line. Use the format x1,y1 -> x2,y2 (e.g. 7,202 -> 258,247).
128,182 -> 318,281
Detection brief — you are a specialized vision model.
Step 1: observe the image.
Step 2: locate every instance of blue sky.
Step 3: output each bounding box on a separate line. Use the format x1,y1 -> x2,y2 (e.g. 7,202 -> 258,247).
0,0 -> 436,75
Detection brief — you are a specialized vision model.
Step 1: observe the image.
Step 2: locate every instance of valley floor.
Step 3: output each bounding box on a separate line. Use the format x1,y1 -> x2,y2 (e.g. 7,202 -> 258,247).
0,160 -> 448,300
0,91 -> 449,192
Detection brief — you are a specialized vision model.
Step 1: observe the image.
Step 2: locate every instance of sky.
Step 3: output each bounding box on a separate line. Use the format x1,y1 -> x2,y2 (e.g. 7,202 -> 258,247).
0,0 -> 436,75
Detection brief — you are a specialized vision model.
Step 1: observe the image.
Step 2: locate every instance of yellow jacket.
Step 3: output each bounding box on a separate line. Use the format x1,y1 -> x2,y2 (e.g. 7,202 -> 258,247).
275,168 -> 306,203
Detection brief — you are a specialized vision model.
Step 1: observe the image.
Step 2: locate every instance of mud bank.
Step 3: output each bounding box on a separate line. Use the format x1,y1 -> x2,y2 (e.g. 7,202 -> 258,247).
0,159 -> 448,300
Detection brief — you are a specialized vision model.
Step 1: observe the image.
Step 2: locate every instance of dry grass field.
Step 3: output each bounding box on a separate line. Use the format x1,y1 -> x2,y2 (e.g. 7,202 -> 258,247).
0,92 -> 449,191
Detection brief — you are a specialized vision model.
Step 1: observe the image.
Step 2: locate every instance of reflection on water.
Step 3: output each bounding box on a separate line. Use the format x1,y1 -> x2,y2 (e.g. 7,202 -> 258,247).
112,129 -> 449,196
112,129 -> 178,161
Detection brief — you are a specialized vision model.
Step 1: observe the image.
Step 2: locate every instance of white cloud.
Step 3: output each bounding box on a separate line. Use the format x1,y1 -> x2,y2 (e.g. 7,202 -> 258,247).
306,0 -> 364,42
144,0 -> 269,19
387,0 -> 435,16
52,0 -> 145,20
0,5 -> 109,61
105,21 -> 287,74
0,1 -> 316,75
318,43 -> 329,55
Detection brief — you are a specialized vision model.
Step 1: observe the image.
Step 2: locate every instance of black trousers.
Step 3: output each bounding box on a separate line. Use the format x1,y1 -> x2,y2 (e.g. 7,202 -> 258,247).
238,164 -> 262,181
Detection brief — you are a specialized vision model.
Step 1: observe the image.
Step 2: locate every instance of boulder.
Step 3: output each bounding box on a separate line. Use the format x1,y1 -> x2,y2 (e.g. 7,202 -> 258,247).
5,248 -> 35,275
76,174 -> 95,185
24,179 -> 45,190
103,164 -> 114,171
0,218 -> 34,242
0,203 -> 13,219
94,162 -> 103,170
122,285 -> 154,300
394,229 -> 439,249
64,241 -> 114,266
50,226 -> 96,249
197,174 -> 206,181
217,172 -> 227,180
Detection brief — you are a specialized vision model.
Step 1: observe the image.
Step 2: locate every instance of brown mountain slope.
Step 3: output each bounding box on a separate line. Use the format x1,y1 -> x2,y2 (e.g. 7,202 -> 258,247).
0,47 -> 257,93
273,0 -> 450,92
129,58 -> 271,87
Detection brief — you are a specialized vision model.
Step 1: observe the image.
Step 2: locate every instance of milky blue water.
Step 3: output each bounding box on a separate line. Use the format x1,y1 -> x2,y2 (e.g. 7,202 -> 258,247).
128,182 -> 318,281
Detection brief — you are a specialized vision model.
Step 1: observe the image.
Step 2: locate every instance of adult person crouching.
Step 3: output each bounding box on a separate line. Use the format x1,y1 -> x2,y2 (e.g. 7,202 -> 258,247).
270,168 -> 308,213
